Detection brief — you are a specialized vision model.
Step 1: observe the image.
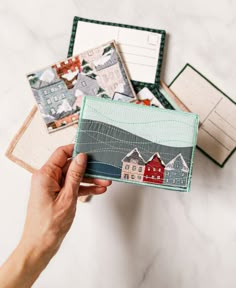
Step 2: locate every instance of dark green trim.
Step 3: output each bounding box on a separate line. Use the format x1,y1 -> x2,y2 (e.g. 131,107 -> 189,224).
67,16 -> 168,106
168,63 -> 189,88
168,63 -> 236,167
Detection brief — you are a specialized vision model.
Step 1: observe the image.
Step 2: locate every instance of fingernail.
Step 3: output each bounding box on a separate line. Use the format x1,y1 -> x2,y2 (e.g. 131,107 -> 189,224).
75,153 -> 87,165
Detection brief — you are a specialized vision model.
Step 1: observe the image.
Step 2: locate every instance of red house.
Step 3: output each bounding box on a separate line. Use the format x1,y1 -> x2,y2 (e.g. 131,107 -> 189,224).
52,56 -> 81,76
143,153 -> 165,184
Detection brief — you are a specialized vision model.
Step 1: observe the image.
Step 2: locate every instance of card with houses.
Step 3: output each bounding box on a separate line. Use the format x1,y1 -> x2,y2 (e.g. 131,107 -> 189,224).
27,41 -> 136,133
68,16 -> 171,109
73,96 -> 199,192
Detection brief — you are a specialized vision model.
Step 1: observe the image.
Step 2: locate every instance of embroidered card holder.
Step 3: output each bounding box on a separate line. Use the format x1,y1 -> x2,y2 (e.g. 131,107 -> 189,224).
27,40 -> 136,133
73,96 -> 199,192
68,16 -> 172,109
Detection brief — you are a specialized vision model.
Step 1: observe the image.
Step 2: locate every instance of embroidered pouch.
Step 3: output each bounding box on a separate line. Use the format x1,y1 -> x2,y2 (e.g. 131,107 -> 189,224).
73,96 -> 199,192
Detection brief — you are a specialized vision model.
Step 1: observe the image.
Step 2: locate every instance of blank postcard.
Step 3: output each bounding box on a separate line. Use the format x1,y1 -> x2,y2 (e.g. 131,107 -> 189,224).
72,21 -> 162,84
169,64 -> 236,166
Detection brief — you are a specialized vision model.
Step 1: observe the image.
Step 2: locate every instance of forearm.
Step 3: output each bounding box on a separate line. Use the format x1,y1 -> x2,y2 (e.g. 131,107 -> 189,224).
0,241 -> 51,288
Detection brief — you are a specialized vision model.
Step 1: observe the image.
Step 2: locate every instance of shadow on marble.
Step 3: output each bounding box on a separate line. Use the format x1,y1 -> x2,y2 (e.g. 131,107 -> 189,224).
160,32 -> 170,81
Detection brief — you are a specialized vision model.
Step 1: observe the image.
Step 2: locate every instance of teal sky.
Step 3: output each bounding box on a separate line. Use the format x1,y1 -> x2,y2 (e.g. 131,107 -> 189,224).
82,97 -> 198,148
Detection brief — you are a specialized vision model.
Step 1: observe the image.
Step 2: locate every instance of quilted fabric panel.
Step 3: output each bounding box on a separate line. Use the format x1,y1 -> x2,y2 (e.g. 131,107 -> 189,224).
27,41 -> 136,133
73,97 -> 199,192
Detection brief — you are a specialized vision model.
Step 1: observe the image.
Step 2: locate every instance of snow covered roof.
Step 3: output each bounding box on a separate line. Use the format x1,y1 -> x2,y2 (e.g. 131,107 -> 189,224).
122,148 -> 145,165
95,50 -> 118,71
165,153 -> 189,172
146,152 -> 165,166
31,78 -> 62,90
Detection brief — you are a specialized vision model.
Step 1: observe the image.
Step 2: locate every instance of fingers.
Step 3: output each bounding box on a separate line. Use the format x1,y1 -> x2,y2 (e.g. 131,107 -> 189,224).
78,185 -> 108,196
46,144 -> 74,169
40,145 -> 74,182
62,159 -> 72,175
82,178 -> 112,187
63,153 -> 87,197
62,162 -> 112,187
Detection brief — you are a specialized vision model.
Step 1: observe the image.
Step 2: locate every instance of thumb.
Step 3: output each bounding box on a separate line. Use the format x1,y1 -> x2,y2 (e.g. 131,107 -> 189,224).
64,153 -> 87,196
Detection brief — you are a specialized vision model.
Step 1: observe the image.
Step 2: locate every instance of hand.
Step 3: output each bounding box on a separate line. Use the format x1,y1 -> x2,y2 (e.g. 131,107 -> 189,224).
22,144 -> 112,261
0,144 -> 111,288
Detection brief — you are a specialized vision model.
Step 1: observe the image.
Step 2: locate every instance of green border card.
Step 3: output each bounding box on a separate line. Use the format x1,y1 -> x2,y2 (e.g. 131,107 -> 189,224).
68,16 -> 172,109
169,64 -> 236,167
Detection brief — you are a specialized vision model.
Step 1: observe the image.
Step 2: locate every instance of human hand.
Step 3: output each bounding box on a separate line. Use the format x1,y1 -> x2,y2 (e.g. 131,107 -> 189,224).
21,144 -> 111,259
0,144 -> 111,287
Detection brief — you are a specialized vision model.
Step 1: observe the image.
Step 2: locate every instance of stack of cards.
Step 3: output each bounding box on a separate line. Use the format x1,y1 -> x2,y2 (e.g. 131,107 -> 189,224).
7,16 -> 233,193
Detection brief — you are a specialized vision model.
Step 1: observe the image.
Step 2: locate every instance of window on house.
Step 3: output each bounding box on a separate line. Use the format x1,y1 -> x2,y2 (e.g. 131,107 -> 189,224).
152,175 -> 154,179
166,179 -> 169,183
181,180 -> 184,184
50,108 -> 56,115
145,175 -> 148,179
88,50 -> 93,56
137,176 -> 141,180
131,175 -> 135,179
46,98 -> 52,104
125,165 -> 129,170
124,174 -> 129,179
138,167 -> 142,172
157,176 -> 160,179
158,168 -> 161,172
153,168 -> 156,172
81,81 -> 87,87
61,93 -> 65,99
132,166 -> 136,171
173,179 -> 176,184
51,87 -> 55,92
54,96 -> 58,102
148,167 -> 150,171
44,90 -> 48,95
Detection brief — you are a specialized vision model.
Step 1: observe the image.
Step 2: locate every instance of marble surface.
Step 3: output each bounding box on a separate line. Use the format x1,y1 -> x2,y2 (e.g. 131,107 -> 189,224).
0,0 -> 235,287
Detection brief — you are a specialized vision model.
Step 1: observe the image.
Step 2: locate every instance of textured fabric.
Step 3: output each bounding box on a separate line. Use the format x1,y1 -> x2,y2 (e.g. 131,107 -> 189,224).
27,41 -> 136,133
73,96 -> 199,192
67,16 -> 173,109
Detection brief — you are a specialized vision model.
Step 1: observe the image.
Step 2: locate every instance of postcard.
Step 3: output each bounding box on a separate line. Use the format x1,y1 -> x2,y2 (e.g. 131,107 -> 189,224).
27,41 -> 136,133
169,64 -> 236,166
71,17 -> 165,84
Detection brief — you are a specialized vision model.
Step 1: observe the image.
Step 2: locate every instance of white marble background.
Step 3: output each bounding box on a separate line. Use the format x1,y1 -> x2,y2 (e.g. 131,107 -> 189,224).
0,0 -> 235,287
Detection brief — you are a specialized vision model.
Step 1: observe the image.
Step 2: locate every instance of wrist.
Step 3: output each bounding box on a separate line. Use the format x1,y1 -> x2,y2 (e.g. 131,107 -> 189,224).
6,240 -> 53,288
17,237 -> 55,271
0,241 -> 51,288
